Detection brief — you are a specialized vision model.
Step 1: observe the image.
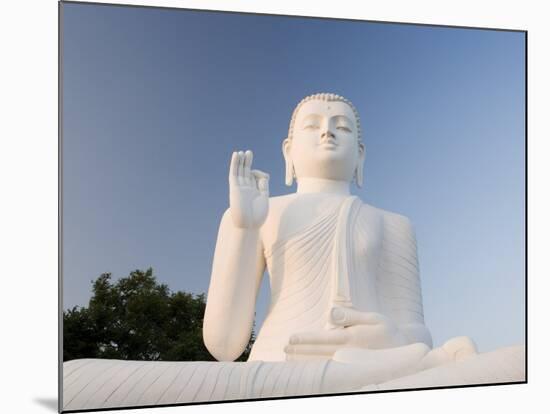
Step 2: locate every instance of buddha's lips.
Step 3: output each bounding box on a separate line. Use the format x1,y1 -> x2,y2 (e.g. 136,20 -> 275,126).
319,140 -> 338,148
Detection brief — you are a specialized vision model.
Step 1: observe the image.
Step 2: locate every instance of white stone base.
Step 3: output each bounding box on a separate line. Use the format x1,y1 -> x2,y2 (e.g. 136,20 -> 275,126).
62,345 -> 525,411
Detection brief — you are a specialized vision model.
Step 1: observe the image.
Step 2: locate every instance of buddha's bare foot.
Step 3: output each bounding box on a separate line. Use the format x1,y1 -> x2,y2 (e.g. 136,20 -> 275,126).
420,336 -> 478,370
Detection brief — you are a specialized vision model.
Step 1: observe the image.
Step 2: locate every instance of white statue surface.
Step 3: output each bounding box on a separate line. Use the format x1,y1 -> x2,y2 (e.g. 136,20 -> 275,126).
62,93 -> 525,411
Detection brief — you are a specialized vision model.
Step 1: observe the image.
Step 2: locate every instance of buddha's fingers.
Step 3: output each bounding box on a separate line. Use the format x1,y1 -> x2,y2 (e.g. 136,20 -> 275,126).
285,352 -> 332,362
236,150 -> 245,186
284,344 -> 338,360
252,170 -> 270,196
243,150 -> 253,186
229,151 -> 239,185
289,329 -> 348,345
330,307 -> 386,327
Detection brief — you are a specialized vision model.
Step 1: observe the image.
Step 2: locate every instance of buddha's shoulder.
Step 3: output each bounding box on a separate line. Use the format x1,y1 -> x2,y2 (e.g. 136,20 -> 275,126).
267,193 -> 297,207
359,201 -> 415,230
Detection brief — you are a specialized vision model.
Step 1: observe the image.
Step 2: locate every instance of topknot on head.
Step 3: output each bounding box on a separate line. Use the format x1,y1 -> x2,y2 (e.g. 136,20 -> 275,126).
287,93 -> 362,142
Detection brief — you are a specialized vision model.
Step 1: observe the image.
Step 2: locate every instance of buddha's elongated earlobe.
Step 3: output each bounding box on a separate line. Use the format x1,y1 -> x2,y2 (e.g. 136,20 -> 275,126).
282,138 -> 295,186
355,143 -> 366,188
285,160 -> 295,186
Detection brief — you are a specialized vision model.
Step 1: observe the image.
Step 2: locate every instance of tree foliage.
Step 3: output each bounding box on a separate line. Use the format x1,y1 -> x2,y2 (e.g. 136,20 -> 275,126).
63,268 -> 254,362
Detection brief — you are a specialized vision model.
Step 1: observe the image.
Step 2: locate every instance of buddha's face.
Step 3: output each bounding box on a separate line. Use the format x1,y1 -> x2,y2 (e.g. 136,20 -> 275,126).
284,99 -> 364,183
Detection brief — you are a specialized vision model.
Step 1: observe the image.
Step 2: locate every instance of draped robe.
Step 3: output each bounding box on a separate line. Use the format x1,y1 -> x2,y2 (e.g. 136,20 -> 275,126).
249,195 -> 426,361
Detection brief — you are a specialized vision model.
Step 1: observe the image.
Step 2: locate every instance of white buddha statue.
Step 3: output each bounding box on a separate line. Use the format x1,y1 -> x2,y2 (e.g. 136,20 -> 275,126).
204,93 -> 433,362
62,93 -> 524,411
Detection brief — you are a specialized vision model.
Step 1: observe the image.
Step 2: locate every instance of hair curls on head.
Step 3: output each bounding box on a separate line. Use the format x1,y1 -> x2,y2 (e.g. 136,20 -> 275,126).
287,93 -> 362,142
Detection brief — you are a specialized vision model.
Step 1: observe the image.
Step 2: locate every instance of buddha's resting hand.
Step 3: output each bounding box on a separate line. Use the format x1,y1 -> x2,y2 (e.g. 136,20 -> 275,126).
229,150 -> 270,229
284,307 -> 408,360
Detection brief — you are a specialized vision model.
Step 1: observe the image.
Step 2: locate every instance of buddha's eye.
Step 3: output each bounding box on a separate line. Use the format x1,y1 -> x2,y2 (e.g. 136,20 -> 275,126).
336,125 -> 352,132
303,124 -> 320,130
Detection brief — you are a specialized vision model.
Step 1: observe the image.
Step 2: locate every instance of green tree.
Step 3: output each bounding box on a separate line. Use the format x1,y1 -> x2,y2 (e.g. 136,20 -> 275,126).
63,268 -> 254,362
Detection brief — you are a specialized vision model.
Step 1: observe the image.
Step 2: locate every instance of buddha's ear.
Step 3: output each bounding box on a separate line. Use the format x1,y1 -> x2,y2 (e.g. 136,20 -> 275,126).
282,138 -> 294,187
355,142 -> 366,188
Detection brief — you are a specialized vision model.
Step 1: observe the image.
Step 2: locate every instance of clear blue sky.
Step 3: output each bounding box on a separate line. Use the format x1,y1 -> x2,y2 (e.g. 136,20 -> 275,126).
62,3 -> 525,353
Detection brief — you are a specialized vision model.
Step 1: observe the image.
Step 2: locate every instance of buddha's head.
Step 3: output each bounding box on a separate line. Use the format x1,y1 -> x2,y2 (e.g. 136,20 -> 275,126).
283,93 -> 365,187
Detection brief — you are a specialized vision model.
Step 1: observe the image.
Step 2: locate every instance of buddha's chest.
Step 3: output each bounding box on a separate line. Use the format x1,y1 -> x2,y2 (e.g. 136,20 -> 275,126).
260,195 -> 384,263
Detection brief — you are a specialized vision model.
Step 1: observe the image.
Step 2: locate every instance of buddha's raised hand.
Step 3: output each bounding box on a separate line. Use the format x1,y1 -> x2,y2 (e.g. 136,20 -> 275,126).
229,150 -> 270,229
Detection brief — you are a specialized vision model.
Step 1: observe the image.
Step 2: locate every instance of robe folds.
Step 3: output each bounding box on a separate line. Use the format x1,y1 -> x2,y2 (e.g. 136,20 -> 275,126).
250,196 -> 425,361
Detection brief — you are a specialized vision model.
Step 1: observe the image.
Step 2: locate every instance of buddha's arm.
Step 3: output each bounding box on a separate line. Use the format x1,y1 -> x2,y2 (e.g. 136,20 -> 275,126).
204,150 -> 269,361
380,213 -> 433,348
203,210 -> 266,362
398,322 -> 432,347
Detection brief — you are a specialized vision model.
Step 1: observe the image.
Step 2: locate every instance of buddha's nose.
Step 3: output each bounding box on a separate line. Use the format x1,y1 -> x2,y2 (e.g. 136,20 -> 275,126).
321,130 -> 335,140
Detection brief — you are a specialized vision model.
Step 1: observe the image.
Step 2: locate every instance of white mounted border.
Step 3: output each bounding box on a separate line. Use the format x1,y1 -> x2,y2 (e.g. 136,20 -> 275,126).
2,1 -> 546,414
